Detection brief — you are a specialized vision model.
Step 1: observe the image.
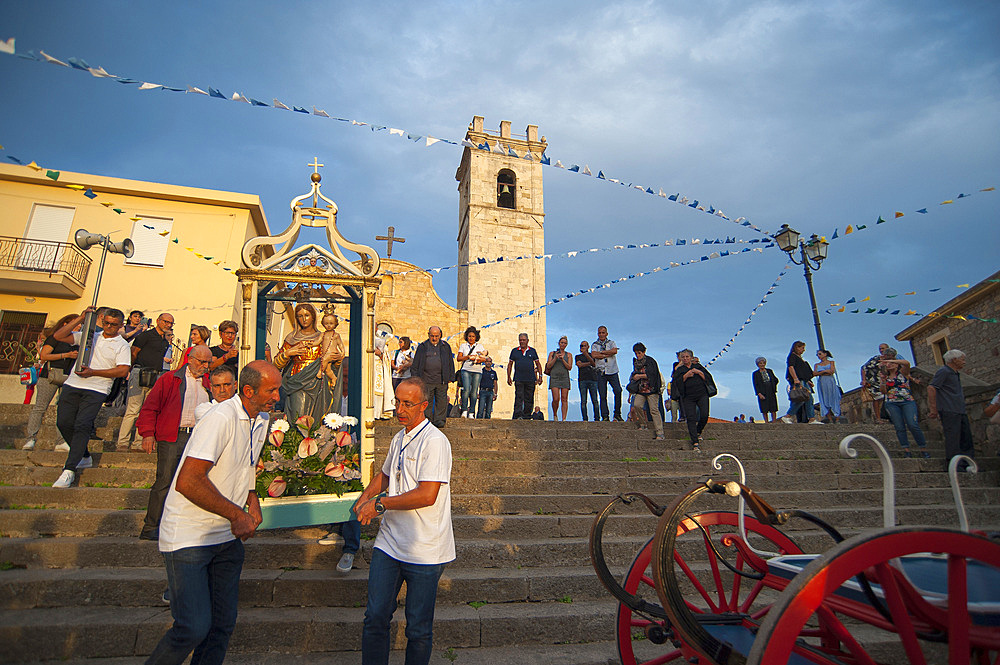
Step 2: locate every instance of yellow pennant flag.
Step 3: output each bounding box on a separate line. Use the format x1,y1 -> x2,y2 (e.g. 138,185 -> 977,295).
65,184 -> 85,191
904,291 -> 916,295
130,216 -> 142,222
158,230 -> 170,237
101,202 -> 114,207
957,283 -> 970,288
185,247 -> 194,251
981,187 -> 995,192
861,296 -> 870,301
927,312 -> 940,318
837,306 -> 845,312
894,211 -> 904,218
941,200 -> 953,205
952,314 -> 967,320
27,161 -> 42,171
213,260 -> 221,265
845,225 -> 854,234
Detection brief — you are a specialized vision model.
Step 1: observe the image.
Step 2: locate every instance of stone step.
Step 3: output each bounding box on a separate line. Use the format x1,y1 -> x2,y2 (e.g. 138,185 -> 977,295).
2,501 -> 996,540
6,484 -> 996,515
32,643 -> 621,665
0,599 -> 620,662
0,564 -> 616,610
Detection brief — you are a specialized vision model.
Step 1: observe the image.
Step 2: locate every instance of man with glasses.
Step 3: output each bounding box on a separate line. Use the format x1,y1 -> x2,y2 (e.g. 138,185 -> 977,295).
117,312 -> 175,450
354,377 -> 455,665
135,345 -> 212,540
209,320 -> 240,372
51,307 -> 132,489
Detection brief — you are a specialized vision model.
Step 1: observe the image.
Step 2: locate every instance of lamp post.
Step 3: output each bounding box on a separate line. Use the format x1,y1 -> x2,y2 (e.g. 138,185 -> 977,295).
773,224 -> 830,351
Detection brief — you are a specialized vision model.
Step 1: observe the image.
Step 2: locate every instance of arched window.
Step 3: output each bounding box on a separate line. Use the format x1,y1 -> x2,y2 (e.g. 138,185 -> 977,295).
497,169 -> 516,209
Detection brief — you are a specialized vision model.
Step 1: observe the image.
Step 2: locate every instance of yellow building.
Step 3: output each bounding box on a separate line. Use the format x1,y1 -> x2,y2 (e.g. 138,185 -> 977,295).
0,163 -> 270,402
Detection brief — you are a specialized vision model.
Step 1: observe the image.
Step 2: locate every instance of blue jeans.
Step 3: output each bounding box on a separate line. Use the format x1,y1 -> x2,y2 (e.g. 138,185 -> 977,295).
459,370 -> 481,415
598,372 -> 622,419
362,547 -> 447,665
884,400 -> 926,449
146,538 -> 244,665
476,391 -> 494,419
339,519 -> 361,554
578,380 -> 599,420
56,385 -> 104,471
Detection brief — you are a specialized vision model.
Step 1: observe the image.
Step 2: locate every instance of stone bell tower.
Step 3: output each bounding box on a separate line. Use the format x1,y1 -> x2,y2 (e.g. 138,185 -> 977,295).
456,116 -> 547,418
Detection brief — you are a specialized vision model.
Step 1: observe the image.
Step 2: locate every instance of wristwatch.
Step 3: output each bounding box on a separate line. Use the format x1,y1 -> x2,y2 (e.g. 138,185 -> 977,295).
373,496 -> 385,515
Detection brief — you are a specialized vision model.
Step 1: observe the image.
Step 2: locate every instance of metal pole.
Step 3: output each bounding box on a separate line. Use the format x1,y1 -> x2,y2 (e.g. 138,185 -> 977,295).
800,242 -> 825,351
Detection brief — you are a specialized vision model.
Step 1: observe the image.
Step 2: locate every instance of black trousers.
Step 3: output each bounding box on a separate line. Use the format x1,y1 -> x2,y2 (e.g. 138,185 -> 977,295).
512,381 -> 536,419
682,394 -> 710,444
141,430 -> 192,538
56,386 -> 104,471
424,383 -> 449,427
940,411 -> 975,463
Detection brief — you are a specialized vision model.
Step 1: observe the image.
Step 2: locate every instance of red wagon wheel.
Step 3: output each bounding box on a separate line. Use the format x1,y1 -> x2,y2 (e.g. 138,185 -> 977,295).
618,510 -> 804,665
747,527 -> 1000,665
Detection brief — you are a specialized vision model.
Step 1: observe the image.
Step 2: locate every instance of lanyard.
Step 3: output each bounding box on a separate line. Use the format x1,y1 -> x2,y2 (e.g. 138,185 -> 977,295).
396,419 -> 430,487
241,401 -> 264,468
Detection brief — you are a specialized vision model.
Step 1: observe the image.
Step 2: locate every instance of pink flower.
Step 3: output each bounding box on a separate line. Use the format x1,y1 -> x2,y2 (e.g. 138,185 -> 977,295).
324,462 -> 346,479
269,430 -> 285,447
297,437 -> 318,458
335,431 -> 352,448
295,415 -> 314,435
267,477 -> 286,497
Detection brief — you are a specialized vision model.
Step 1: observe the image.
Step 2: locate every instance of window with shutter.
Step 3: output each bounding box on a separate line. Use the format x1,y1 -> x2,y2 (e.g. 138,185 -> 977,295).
19,204 -> 76,270
125,217 -> 173,268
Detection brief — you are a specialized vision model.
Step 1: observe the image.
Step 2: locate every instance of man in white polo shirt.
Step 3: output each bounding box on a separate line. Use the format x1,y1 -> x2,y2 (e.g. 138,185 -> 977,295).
52,306 -> 131,489
144,360 -> 280,665
355,376 -> 455,665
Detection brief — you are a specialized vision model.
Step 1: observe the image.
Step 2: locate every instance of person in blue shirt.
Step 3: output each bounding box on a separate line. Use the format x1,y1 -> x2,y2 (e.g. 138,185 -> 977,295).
506,333 -> 543,420
476,359 -> 499,419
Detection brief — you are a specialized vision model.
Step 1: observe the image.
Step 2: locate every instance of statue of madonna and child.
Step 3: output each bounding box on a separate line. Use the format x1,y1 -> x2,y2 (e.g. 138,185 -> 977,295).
272,303 -> 345,425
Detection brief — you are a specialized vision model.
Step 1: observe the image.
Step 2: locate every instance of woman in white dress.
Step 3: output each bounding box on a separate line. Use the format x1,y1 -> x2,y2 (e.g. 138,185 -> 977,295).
372,331 -> 395,419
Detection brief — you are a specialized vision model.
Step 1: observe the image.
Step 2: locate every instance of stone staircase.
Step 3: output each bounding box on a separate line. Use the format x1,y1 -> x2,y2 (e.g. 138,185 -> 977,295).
0,403 -> 998,665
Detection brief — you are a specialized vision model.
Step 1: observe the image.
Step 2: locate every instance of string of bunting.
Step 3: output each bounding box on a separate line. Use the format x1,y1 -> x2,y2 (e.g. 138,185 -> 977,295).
390,236 -> 776,276
827,280 -> 999,307
816,187 -> 994,245
824,307 -> 997,323
705,265 -> 790,367
0,145 -> 237,274
0,36 -> 769,238
442,244 -> 770,342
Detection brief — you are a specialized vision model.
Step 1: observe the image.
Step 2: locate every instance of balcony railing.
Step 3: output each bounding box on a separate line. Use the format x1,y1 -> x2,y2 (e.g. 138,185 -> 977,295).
0,236 -> 92,287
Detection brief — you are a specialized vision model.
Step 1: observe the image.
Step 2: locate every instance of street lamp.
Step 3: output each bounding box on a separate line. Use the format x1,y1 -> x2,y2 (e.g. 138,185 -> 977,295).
774,224 -> 830,351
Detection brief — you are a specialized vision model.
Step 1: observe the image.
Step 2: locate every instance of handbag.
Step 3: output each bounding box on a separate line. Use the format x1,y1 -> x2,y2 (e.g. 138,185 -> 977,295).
138,367 -> 162,388
626,379 -> 640,394
789,384 -> 811,402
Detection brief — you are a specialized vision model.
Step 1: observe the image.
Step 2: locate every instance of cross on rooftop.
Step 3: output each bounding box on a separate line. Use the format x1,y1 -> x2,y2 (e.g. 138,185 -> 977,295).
308,157 -> 324,173
375,226 -> 406,258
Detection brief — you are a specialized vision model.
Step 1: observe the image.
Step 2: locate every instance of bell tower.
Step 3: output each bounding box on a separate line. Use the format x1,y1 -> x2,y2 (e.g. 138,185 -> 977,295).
456,116 -> 547,417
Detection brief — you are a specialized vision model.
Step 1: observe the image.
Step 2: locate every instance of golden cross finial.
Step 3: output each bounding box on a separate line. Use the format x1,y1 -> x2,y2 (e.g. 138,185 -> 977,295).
308,157 -> 324,173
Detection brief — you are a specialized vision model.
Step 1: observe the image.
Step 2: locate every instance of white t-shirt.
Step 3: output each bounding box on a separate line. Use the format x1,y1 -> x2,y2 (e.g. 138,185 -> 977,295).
63,330 -> 131,395
592,338 -> 619,375
194,399 -> 219,422
158,395 -> 269,552
375,419 -> 455,565
392,347 -> 415,379
459,342 -> 486,374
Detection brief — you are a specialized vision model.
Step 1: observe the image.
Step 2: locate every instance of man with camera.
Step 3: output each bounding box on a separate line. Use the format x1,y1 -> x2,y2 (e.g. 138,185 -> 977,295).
117,312 -> 175,451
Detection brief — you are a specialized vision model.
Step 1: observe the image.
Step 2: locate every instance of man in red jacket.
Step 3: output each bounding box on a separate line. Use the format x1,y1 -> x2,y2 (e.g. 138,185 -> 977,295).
137,345 -> 212,541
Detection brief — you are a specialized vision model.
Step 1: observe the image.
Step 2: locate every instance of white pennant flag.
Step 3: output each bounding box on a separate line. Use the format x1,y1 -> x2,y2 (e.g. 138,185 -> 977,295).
425,137 -> 440,147
313,106 -> 330,117
658,189 -> 667,197
461,139 -> 476,148
389,128 -> 405,136
231,92 -> 250,103
554,160 -> 565,168
582,165 -> 592,175
139,82 -> 163,91
187,86 -> 209,95
273,98 -> 290,109
0,37 -> 14,54
88,66 -> 115,78
39,50 -> 69,66
567,251 -> 577,257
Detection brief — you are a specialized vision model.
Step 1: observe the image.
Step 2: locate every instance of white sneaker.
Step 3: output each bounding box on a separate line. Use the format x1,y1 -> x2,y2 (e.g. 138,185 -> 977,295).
779,416 -> 794,424
317,531 -> 341,546
808,419 -> 825,425
466,412 -> 474,419
52,469 -> 75,488
76,456 -> 94,469
54,442 -> 70,452
336,552 -> 355,573
22,439 -> 35,450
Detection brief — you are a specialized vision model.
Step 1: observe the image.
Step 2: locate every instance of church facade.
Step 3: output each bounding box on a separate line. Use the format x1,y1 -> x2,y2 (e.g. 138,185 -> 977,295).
368,117 -> 549,418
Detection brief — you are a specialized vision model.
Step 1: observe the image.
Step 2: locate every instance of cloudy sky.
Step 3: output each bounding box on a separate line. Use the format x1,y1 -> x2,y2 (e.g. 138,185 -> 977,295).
2,1 -> 998,419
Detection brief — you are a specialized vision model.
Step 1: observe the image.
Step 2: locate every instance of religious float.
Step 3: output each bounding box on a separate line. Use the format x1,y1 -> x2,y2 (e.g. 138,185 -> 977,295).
236,161 -> 382,529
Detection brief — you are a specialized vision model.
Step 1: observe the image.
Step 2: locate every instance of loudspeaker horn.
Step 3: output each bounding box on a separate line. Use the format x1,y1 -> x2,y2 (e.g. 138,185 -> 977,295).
74,229 -> 105,251
107,238 -> 135,258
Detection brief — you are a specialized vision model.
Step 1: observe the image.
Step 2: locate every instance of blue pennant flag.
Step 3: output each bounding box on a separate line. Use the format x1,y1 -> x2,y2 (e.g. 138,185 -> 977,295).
116,77 -> 140,84
831,229 -> 839,239
668,194 -> 678,201
293,106 -> 308,113
708,206 -> 715,214
890,310 -> 900,315
597,171 -> 605,179
677,239 -> 686,245
6,156 -> 23,164
721,250 -> 729,257
701,256 -> 709,261
250,98 -> 269,106
741,221 -> 751,226
916,208 -> 928,214
477,258 -> 486,264
540,154 -> 550,165
957,193 -> 968,198
725,237 -> 735,243
568,165 -> 580,172
209,87 -> 226,98
508,148 -> 519,157
162,86 -> 185,92
497,257 -> 503,262
689,200 -> 699,208
67,57 -> 91,70
847,297 -> 856,304
645,187 -> 655,194
627,244 -> 636,249
929,288 -> 940,292
83,188 -> 97,199
878,309 -> 888,314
